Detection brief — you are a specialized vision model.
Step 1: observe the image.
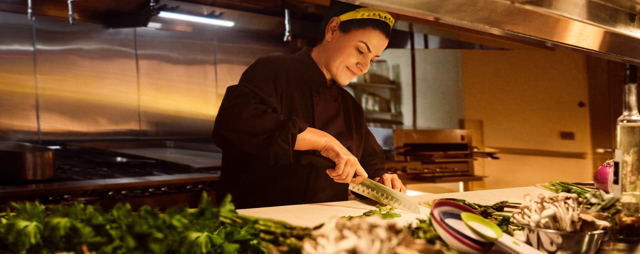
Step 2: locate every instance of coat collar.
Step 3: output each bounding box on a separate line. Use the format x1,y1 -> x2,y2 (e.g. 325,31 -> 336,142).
294,47 -> 336,93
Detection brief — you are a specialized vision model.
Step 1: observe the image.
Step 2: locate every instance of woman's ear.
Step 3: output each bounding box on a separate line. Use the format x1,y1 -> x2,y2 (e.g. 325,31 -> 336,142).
324,17 -> 341,42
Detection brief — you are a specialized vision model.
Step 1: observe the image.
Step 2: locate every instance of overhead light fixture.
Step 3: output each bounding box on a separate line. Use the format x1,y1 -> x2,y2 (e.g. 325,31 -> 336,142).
158,11 -> 234,27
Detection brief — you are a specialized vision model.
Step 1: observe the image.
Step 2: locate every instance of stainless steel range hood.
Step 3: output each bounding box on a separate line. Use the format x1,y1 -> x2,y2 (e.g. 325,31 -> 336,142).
343,0 -> 640,65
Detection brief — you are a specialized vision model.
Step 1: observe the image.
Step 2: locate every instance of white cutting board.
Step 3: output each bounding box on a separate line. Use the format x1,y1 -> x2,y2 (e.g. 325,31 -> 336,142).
237,186 -> 547,229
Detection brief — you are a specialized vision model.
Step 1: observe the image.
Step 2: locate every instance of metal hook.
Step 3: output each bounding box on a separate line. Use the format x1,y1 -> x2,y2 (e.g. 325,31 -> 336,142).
150,0 -> 157,16
68,0 -> 75,25
284,9 -> 291,42
28,0 -> 34,21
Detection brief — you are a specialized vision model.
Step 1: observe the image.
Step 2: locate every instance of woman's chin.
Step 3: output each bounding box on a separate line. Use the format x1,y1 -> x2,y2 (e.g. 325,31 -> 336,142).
335,77 -> 353,86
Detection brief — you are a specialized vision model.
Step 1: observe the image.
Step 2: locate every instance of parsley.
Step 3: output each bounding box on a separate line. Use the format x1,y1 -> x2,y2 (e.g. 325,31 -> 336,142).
0,192 -> 311,254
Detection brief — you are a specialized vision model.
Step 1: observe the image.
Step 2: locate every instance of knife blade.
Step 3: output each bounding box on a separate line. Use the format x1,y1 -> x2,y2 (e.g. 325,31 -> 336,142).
299,152 -> 421,214
349,178 -> 421,214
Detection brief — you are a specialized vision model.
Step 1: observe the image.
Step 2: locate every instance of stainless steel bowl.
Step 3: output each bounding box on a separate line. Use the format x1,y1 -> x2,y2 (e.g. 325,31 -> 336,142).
522,226 -> 606,254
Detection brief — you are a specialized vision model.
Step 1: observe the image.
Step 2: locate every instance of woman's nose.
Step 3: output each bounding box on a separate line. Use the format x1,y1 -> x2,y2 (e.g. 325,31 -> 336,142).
357,60 -> 370,74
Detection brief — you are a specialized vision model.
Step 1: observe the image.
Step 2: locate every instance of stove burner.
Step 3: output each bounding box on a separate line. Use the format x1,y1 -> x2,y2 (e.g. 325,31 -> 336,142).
0,145 -> 215,186
0,144 -> 221,211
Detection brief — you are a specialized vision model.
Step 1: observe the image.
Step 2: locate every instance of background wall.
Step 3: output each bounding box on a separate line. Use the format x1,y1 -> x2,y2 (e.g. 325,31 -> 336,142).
0,13 -> 39,140
415,50 -> 464,129
377,49 -> 465,129
0,11 -> 286,141
462,49 -> 593,190
379,47 -> 593,192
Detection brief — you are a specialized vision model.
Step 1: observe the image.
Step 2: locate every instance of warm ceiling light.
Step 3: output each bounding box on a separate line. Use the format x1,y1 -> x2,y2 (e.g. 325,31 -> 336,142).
158,11 -> 235,27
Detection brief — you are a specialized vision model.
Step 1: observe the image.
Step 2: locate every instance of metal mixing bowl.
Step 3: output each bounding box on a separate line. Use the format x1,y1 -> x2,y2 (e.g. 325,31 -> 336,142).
522,226 -> 606,254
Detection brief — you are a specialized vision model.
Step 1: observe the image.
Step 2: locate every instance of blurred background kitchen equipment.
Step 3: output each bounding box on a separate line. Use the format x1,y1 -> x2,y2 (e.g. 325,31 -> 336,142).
0,141 -> 221,212
0,141 -> 55,181
82,155 -> 157,163
388,129 -> 476,177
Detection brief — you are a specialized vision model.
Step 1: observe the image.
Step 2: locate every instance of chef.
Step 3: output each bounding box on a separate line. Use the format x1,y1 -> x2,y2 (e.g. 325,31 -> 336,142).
213,1 -> 406,209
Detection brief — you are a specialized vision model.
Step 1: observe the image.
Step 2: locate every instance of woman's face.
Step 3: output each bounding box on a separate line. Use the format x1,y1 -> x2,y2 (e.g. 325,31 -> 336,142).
323,21 -> 389,86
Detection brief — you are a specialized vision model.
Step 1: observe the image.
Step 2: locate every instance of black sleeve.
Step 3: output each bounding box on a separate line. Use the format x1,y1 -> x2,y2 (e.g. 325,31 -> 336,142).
213,56 -> 308,164
359,127 -> 387,180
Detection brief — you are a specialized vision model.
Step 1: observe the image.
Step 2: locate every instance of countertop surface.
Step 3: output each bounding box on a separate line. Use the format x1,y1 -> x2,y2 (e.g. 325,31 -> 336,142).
237,186 -> 547,227
238,186 -> 640,253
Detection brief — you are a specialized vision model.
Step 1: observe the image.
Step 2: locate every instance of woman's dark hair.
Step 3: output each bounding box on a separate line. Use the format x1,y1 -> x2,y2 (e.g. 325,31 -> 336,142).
319,1 -> 392,40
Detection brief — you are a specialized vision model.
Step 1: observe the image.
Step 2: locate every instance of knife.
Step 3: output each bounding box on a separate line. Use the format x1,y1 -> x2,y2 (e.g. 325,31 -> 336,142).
299,152 -> 421,214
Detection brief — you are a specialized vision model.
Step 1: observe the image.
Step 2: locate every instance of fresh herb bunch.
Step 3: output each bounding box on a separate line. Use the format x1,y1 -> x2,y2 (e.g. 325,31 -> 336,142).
408,218 -> 441,243
538,181 -> 592,199
585,189 -> 622,217
0,192 -> 312,254
490,213 -> 522,236
422,198 -> 511,218
343,205 -> 401,220
406,218 -> 458,254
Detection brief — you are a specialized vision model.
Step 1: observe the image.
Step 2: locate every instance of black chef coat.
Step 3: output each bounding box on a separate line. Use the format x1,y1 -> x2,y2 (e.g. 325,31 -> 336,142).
212,47 -> 386,209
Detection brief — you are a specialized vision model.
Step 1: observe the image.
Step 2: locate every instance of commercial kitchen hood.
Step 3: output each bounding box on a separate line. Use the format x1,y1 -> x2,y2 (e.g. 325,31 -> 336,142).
0,0 -> 320,40
0,0 -> 153,27
342,0 -> 640,65
2,0 -> 638,63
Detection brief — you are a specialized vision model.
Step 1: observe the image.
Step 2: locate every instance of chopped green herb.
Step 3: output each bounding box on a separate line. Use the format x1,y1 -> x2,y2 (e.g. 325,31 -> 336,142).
407,218 -> 458,254
344,204 -> 401,220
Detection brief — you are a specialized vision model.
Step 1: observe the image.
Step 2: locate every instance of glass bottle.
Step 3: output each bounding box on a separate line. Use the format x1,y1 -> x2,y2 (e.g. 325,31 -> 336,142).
614,64 -> 640,240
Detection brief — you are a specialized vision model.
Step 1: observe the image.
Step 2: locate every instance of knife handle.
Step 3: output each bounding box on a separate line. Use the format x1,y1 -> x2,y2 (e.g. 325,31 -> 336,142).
299,153 -> 363,180
298,152 -> 336,170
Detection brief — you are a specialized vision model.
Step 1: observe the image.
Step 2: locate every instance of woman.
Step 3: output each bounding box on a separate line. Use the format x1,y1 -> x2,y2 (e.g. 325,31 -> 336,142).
213,1 -> 406,209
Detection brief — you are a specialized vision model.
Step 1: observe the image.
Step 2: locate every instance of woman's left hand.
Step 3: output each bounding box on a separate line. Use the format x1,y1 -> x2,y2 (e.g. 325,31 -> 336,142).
374,174 -> 407,194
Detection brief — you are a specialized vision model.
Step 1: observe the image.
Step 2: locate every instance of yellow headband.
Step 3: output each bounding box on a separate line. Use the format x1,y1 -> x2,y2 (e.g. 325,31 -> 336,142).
338,7 -> 395,29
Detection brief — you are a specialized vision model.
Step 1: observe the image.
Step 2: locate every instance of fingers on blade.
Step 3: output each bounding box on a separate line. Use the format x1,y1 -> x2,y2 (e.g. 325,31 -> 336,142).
383,174 -> 392,189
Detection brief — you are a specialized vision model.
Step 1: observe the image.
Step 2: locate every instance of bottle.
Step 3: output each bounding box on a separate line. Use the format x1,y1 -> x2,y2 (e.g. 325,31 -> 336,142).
614,64 -> 640,240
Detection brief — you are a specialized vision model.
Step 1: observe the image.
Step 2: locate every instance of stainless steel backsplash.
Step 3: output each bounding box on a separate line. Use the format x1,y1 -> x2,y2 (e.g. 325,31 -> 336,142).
0,11 -> 286,141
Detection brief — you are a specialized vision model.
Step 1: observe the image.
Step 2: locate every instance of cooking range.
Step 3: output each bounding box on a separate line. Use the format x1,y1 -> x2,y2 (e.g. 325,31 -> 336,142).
0,140 -> 221,212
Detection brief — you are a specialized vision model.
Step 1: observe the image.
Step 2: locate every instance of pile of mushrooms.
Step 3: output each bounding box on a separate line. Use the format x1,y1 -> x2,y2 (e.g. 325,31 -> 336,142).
512,193 -> 611,232
302,216 -> 405,254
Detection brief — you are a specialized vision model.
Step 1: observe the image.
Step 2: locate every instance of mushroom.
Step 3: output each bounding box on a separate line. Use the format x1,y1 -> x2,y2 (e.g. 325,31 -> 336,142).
511,193 -> 603,233
303,215 -> 405,254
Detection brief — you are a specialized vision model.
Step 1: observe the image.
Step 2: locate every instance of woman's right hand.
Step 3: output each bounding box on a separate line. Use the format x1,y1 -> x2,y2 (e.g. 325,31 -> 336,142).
295,128 -> 368,184
319,139 -> 368,184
